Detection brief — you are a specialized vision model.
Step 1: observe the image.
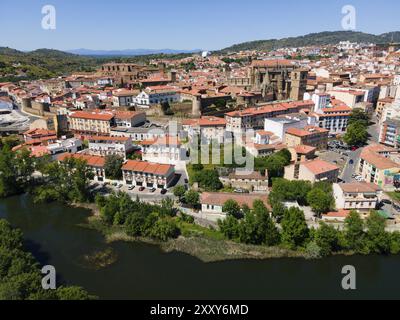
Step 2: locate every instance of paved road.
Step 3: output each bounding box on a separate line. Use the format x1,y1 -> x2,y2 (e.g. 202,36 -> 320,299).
340,116 -> 381,183
340,148 -> 362,183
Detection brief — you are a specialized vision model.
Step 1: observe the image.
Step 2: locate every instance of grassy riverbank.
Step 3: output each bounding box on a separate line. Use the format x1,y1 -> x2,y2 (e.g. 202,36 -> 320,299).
80,214 -> 307,263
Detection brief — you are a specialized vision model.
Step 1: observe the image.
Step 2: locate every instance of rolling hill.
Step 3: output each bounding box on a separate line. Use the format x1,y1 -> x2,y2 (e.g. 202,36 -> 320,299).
218,31 -> 400,53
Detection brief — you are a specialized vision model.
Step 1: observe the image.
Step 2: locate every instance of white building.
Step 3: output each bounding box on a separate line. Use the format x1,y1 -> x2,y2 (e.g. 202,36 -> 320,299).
134,86 -> 179,108
46,137 -> 83,155
333,182 -> 382,212
264,114 -> 310,141
141,136 -> 188,167
87,135 -> 134,159
182,116 -> 226,144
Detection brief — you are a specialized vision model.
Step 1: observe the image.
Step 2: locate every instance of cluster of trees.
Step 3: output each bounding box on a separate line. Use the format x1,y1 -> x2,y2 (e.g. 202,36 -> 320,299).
189,164 -> 223,191
95,193 -> 180,241
344,109 -> 370,147
173,186 -> 200,208
218,198 -> 400,258
254,149 -> 292,183
269,179 -> 335,218
0,146 -> 35,198
219,200 -> 280,246
33,156 -> 94,204
0,219 -> 94,300
0,144 -> 96,204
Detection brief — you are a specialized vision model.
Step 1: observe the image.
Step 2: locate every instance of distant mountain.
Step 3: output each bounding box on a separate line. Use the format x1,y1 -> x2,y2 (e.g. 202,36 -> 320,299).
218,31 -> 400,53
67,48 -> 202,56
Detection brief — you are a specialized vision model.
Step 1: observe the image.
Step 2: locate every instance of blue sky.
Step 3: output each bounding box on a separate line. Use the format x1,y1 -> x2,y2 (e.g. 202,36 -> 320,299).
1,0 -> 400,51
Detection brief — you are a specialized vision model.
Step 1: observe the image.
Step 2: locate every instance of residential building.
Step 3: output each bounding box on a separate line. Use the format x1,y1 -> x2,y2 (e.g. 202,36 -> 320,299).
333,182 -> 382,212
141,136 -> 188,167
284,159 -> 339,183
200,192 -> 270,215
264,114 -> 310,141
312,105 -> 351,134
112,89 -> 139,107
68,110 -> 116,136
357,144 -> 400,191
134,86 -> 179,108
225,100 -> 314,134
285,126 -> 329,150
379,118 -> 400,148
122,160 -> 175,189
87,135 -> 134,159
58,153 -> 106,182
114,111 -> 146,128
182,116 -> 226,144
225,171 -> 269,192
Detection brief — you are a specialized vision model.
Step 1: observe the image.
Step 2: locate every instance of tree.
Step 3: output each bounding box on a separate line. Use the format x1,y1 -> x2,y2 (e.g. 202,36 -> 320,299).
264,155 -> 287,180
271,201 -> 286,222
193,170 -> 222,191
147,217 -> 180,241
270,179 -> 312,205
365,211 -> 390,254
343,122 -> 368,147
223,199 -> 242,219
252,200 -> 280,246
125,212 -> 145,237
104,155 -> 124,180
173,185 -> 186,201
56,286 -> 94,300
344,211 -> 365,253
314,223 -> 341,256
0,146 -> 35,198
348,108 -> 370,127
218,216 -> 240,240
307,188 -> 334,216
184,190 -> 200,208
275,149 -> 292,165
238,200 -> 280,246
281,207 -> 309,249
0,219 -> 94,300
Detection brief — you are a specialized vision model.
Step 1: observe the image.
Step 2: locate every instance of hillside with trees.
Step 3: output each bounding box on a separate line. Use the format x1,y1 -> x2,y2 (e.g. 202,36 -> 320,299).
218,30 -> 400,53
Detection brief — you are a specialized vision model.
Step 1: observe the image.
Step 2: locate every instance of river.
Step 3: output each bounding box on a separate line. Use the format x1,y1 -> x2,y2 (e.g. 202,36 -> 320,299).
1,194 -> 400,300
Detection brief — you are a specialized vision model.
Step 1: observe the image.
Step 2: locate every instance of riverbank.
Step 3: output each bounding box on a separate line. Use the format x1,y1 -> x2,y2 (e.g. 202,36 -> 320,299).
80,213 -> 307,263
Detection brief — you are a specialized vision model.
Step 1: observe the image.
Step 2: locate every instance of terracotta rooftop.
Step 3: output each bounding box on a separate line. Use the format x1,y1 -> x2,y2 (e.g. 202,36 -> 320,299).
302,159 -> 339,175
201,192 -> 270,210
58,153 -> 106,168
338,182 -> 381,193
70,111 -> 114,121
122,160 -> 174,176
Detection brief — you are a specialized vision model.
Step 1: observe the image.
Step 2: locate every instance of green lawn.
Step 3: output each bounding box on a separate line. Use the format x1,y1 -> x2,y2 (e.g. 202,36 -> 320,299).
177,221 -> 225,241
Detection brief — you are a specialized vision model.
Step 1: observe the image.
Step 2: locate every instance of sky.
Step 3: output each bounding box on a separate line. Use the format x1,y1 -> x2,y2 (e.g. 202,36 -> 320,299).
1,0 -> 400,51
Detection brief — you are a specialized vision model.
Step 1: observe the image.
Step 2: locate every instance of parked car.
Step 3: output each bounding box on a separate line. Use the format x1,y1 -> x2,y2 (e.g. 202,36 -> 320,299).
150,188 -> 156,193
349,159 -> 354,165
160,189 -> 167,195
128,185 -> 135,191
118,184 -> 123,189
234,188 -> 249,194
139,186 -> 145,192
382,199 -> 392,205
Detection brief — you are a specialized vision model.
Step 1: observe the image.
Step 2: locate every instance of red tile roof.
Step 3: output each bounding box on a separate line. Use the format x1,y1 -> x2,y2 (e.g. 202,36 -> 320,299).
122,160 -> 174,176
